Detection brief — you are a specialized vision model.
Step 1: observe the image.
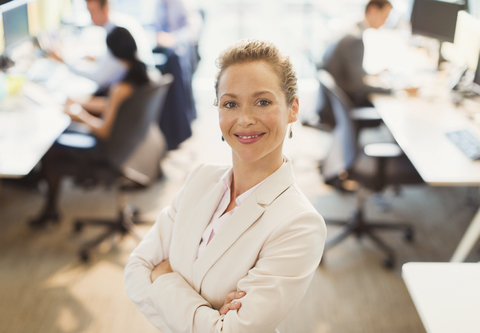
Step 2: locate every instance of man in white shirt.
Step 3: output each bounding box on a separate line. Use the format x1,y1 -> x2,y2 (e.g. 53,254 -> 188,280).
52,0 -> 155,94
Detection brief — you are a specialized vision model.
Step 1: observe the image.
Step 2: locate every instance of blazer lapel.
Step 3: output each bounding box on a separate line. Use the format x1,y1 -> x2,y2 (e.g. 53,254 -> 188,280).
177,174 -> 228,284
191,159 -> 296,292
192,196 -> 265,292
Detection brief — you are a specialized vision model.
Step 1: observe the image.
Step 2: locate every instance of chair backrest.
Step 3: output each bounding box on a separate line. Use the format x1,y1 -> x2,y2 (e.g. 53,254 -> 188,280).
104,74 -> 174,171
316,81 -> 336,132
318,70 -> 358,183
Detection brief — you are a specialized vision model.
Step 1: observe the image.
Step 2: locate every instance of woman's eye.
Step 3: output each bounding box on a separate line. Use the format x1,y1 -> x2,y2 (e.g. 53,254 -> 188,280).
223,101 -> 237,109
257,100 -> 271,106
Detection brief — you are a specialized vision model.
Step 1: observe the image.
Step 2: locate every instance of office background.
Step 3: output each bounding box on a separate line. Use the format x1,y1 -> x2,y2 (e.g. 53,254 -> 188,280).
1,0 -> 480,332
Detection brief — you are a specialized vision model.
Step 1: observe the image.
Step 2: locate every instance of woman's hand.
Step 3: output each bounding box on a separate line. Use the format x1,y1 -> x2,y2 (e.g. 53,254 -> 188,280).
47,49 -> 64,63
219,291 -> 246,316
65,98 -> 76,107
64,103 -> 85,122
151,258 -> 173,283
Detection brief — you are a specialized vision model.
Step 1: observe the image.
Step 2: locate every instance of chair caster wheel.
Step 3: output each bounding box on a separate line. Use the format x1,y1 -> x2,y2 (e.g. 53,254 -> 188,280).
404,227 -> 414,242
79,249 -> 89,262
383,255 -> 395,269
74,221 -> 83,233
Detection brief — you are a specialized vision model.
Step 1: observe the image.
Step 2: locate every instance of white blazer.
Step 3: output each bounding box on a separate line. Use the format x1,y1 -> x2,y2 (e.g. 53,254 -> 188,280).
125,159 -> 326,333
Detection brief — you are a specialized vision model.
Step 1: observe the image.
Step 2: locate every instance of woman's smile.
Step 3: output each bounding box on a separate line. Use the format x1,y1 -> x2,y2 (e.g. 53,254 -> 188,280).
234,131 -> 266,144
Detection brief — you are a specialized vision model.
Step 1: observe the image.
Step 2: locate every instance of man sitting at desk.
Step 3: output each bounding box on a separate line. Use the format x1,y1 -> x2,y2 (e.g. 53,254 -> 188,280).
50,0 -> 155,96
322,0 -> 393,107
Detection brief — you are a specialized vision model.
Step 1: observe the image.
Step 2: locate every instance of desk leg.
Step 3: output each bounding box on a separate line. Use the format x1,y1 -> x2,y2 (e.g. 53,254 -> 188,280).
450,207 -> 480,262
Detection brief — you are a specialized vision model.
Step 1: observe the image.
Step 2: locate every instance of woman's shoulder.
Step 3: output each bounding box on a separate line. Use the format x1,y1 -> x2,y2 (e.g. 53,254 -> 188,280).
267,184 -> 326,240
109,82 -> 134,101
265,182 -> 324,224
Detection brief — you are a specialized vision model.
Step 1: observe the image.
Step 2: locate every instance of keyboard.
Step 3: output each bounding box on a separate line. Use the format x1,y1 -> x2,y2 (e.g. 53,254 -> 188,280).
445,129 -> 480,160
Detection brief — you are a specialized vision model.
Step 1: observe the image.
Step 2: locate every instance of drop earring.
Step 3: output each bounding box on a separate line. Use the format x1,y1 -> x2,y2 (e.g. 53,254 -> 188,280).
288,124 -> 293,139
221,135 -> 225,142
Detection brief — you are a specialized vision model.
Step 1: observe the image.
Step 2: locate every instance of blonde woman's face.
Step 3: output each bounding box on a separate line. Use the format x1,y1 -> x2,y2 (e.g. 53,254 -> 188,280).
217,61 -> 298,165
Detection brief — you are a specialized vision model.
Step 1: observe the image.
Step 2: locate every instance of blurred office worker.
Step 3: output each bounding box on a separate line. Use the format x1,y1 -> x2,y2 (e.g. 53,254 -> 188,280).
153,0 -> 202,71
30,27 -> 155,227
152,0 -> 202,150
51,0 -> 155,95
322,0 -> 393,107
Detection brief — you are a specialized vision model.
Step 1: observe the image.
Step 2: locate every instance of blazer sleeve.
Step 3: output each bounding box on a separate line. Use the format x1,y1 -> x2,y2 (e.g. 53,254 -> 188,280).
124,164 -> 203,328
144,210 -> 326,333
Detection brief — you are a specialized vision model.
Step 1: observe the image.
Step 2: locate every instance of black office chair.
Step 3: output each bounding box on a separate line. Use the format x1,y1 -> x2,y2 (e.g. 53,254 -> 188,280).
314,73 -> 383,142
71,74 -> 174,261
318,70 -> 423,268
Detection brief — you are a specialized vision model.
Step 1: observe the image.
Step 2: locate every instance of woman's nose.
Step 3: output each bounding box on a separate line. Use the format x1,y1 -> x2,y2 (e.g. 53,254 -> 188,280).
238,106 -> 255,126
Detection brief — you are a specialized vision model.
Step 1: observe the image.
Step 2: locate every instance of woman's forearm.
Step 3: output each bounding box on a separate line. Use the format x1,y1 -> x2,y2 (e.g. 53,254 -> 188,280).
80,97 -> 108,116
75,109 -> 109,139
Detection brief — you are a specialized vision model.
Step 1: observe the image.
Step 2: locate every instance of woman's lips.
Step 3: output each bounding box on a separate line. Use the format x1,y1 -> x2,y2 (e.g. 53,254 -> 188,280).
234,132 -> 266,144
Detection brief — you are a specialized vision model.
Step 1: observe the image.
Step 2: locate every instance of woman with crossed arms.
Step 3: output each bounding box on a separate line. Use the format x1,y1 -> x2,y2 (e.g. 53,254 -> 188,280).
125,39 -> 326,333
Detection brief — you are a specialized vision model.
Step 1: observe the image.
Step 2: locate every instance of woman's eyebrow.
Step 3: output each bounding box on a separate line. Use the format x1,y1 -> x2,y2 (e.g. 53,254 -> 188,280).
252,90 -> 274,97
219,93 -> 237,99
220,91 -> 275,100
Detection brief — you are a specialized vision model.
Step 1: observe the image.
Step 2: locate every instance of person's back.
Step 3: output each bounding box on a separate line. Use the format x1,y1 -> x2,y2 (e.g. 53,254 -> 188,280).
110,12 -> 155,68
323,22 -> 370,105
322,0 -> 393,107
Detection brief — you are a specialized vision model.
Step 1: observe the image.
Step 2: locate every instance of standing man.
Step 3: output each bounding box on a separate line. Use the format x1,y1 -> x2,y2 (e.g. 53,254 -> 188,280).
153,0 -> 202,71
322,0 -> 393,107
151,0 -> 203,150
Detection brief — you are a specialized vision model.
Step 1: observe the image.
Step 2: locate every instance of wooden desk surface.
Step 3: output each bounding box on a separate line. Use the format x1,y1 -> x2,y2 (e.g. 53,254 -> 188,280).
402,262 -> 480,333
0,97 -> 70,178
372,94 -> 480,186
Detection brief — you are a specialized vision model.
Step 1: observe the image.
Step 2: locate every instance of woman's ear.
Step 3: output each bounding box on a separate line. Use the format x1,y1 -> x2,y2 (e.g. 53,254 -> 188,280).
288,98 -> 299,123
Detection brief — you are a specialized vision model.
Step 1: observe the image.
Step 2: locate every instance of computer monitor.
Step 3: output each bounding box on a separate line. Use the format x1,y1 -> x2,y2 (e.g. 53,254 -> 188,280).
472,53 -> 480,93
411,0 -> 466,43
2,3 -> 29,50
454,11 -> 480,72
474,56 -> 480,83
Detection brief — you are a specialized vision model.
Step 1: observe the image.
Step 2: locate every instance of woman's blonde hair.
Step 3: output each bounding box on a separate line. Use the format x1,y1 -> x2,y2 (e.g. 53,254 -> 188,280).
214,39 -> 298,106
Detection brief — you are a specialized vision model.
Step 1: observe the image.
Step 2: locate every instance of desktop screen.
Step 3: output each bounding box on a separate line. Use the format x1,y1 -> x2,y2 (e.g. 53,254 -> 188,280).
411,0 -> 466,43
474,54 -> 480,85
454,11 -> 480,72
2,3 -> 29,49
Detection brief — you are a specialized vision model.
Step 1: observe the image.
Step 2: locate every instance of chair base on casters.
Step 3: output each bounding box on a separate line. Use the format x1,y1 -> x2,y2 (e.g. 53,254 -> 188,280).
323,209 -> 414,268
74,206 -> 150,262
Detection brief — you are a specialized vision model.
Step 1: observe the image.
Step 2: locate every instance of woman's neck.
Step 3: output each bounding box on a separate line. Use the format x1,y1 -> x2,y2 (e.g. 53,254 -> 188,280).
231,153 -> 284,198
120,59 -> 131,68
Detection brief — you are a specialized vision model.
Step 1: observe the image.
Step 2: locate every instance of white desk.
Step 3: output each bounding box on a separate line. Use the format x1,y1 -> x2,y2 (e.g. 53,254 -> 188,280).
0,56 -> 98,178
0,94 -> 71,178
402,262 -> 480,333
373,95 -> 480,186
372,93 -> 480,262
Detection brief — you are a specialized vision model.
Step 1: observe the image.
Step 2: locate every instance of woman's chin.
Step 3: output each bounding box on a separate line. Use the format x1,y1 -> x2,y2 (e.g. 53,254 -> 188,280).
232,150 -> 263,164
232,149 -> 283,166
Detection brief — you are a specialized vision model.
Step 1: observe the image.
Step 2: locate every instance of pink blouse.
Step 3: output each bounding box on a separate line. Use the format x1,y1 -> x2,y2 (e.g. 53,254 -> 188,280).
196,170 -> 265,258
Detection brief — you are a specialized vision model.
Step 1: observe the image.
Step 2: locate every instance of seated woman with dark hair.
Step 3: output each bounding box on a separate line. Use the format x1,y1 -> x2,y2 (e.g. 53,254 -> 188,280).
30,27 -> 151,227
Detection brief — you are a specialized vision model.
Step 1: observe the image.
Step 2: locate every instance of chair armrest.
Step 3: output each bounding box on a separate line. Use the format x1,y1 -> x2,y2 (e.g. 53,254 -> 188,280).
364,143 -> 403,158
